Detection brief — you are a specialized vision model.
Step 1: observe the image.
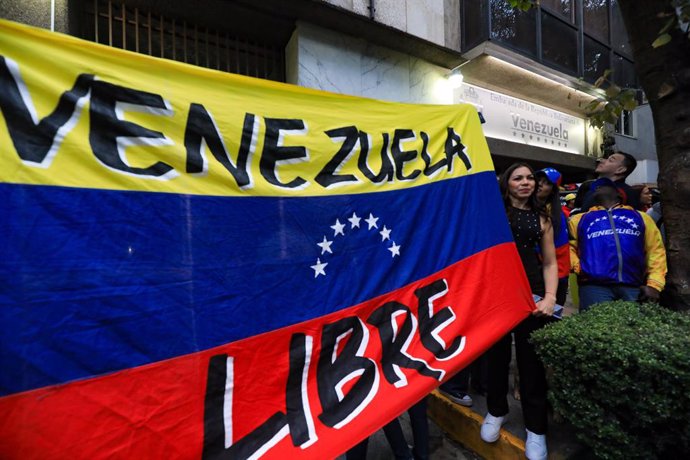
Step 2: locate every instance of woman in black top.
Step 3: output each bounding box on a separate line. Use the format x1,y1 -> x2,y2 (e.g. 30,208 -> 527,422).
480,163 -> 558,460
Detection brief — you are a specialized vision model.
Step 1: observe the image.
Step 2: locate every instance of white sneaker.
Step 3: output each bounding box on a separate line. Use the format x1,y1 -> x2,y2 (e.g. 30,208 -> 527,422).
480,413 -> 505,443
525,429 -> 547,460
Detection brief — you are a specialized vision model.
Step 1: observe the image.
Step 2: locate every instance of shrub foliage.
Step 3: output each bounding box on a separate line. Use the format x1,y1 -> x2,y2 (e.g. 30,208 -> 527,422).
531,301 -> 690,459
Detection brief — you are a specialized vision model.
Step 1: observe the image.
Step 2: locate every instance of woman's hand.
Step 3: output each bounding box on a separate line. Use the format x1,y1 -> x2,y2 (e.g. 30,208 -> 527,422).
533,294 -> 556,316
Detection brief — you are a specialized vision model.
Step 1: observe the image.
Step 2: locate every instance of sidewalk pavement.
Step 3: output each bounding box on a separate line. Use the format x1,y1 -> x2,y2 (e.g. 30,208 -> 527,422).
427,295 -> 591,460
428,387 -> 587,460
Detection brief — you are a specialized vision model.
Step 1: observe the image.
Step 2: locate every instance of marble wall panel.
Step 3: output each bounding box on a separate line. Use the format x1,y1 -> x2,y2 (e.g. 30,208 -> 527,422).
287,22 -> 452,104
410,57 -> 452,104
289,22 -> 365,95
361,43 -> 411,102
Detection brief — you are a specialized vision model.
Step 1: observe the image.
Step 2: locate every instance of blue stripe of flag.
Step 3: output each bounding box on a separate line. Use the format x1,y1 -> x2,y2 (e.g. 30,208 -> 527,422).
0,171 -> 510,395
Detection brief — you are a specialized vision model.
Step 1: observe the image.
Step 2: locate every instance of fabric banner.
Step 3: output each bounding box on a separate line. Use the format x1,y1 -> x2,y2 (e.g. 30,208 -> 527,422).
0,19 -> 534,459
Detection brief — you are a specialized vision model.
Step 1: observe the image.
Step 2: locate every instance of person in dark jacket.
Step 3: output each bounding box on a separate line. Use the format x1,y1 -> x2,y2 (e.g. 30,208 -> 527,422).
575,151 -> 641,213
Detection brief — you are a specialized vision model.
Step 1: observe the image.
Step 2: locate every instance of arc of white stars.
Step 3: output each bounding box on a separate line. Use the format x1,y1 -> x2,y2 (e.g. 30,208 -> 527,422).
331,219 -> 345,236
311,258 -> 328,278
317,236 -> 333,255
348,212 -> 361,229
379,225 -> 391,242
365,213 -> 379,230
388,242 -> 401,258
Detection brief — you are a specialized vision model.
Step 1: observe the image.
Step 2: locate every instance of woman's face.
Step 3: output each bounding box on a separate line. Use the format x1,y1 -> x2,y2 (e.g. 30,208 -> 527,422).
640,186 -> 652,205
508,166 -> 535,201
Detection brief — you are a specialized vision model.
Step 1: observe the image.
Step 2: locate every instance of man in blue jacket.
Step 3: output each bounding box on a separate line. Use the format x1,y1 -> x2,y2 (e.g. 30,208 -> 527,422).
569,178 -> 667,311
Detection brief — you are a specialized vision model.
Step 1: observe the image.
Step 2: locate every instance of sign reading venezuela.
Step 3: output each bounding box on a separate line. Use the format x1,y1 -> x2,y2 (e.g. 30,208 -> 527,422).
0,19 -> 534,459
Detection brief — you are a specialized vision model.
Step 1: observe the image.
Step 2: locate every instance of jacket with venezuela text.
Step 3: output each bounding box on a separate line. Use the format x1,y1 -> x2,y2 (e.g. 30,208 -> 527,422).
569,205 -> 666,291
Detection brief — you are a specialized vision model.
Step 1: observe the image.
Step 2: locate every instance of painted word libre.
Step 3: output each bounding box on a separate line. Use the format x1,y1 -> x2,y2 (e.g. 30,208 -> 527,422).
202,278 -> 466,459
0,56 -> 472,191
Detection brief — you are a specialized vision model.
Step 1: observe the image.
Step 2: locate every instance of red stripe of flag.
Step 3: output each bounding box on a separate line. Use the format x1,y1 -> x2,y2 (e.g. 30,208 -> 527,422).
0,242 -> 533,459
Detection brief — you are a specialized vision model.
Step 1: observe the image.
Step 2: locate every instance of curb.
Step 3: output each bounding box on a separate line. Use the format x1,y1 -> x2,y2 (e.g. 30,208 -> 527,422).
428,390 -> 526,459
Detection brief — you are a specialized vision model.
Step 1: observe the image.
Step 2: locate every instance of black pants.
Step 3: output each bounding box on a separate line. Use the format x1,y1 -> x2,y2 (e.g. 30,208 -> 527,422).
346,398 -> 428,460
486,315 -> 549,434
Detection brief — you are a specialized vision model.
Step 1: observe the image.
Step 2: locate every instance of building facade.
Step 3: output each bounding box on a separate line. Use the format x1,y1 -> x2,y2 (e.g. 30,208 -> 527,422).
0,0 -> 658,183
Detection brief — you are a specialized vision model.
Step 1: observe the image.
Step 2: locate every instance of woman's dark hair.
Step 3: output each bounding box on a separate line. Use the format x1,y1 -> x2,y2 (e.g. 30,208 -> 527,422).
498,162 -> 549,222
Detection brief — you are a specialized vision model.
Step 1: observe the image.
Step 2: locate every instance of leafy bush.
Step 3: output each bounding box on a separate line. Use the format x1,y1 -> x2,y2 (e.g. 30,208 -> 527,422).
531,301 -> 690,460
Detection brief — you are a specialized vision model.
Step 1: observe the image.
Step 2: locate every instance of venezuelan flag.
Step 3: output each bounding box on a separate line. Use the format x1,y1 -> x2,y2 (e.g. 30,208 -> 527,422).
0,19 -> 534,459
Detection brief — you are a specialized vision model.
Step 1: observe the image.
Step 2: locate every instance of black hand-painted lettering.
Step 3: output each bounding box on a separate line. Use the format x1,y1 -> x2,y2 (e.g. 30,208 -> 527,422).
286,333 -> 316,447
184,105 -> 254,188
420,131 -> 447,176
444,127 -> 472,171
317,316 -> 378,428
367,301 -> 443,385
391,129 -> 421,181
357,131 -> 393,183
0,56 -> 93,164
315,126 -> 359,188
203,354 -> 288,460
89,80 -> 174,178
415,280 -> 464,360
260,118 -> 307,189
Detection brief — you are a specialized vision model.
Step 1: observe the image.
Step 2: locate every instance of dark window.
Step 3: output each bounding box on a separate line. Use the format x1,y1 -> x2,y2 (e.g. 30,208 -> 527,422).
541,0 -> 575,24
584,35 -> 610,83
610,1 -> 631,56
460,0 -> 639,90
615,110 -> 634,137
541,12 -> 578,73
83,0 -> 285,82
612,54 -> 636,88
463,0 -> 490,51
490,0 -> 537,57
583,0 -> 610,44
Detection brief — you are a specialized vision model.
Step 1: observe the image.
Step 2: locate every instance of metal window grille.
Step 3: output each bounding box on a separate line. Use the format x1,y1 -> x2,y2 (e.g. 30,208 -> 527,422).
83,0 -> 285,81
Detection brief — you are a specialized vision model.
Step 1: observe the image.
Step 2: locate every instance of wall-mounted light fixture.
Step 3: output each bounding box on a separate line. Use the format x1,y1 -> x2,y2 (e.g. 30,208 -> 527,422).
447,68 -> 464,88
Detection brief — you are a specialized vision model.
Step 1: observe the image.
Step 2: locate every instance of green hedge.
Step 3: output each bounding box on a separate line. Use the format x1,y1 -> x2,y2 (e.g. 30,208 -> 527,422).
531,301 -> 690,460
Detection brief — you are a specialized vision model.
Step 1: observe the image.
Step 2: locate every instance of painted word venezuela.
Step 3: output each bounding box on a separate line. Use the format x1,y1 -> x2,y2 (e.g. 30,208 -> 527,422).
0,56 -> 472,191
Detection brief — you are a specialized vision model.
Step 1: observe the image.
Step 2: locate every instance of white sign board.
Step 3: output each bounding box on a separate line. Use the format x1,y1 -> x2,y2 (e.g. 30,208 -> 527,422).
457,83 -> 586,155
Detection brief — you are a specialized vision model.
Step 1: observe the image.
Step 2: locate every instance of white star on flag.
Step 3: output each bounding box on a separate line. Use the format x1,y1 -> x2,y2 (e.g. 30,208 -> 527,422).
317,236 -> 333,254
365,213 -> 379,230
311,258 -> 328,278
331,219 -> 346,236
626,218 -> 634,224
380,226 -> 392,241
631,223 -> 639,229
388,242 -> 401,257
348,212 -> 361,229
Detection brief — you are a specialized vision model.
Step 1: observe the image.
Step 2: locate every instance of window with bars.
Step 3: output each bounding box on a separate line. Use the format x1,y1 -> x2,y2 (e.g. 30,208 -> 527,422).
82,0 -> 285,82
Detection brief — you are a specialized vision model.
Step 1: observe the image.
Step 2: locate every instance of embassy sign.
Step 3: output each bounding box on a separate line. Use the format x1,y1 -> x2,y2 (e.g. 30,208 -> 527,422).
457,83 -> 586,155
